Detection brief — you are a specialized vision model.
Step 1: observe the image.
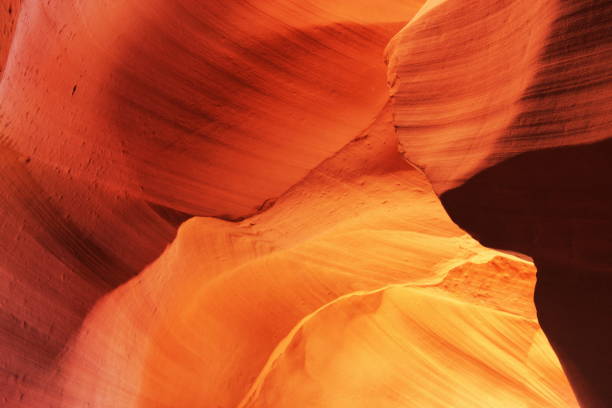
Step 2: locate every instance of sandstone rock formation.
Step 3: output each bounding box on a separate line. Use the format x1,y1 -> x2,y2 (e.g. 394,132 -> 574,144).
0,0 -> 608,407
386,0 -> 612,406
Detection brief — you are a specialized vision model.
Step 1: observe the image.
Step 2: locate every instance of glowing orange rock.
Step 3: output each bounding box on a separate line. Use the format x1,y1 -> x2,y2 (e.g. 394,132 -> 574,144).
54,107 -> 576,408
0,0 -> 603,406
0,0 -> 425,405
387,0 -> 612,406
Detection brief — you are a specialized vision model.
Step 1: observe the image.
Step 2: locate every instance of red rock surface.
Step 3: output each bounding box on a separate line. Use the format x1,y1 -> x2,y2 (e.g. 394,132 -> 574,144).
0,0 -> 608,407
51,106 -> 576,408
387,0 -> 612,406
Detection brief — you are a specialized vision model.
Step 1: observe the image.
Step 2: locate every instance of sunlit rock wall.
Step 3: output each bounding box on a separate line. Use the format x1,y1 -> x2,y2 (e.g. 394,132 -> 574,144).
387,0 -> 612,406
1,0 -> 608,407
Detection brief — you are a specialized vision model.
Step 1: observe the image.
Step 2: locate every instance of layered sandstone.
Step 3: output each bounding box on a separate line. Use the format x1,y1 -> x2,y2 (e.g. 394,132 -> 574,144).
387,1 -> 612,406
1,0 -> 608,407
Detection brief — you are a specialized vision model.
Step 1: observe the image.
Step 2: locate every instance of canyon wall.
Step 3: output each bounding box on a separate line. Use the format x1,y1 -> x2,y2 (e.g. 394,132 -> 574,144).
1,0 -> 609,407
387,1 -> 612,406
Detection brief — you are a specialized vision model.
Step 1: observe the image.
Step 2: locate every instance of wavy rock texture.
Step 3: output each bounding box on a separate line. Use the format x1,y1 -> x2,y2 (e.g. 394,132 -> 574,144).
50,107 -> 576,408
0,0 -> 419,405
0,0 -> 605,407
387,0 -> 612,406
1,0 -> 421,217
241,288 -> 570,408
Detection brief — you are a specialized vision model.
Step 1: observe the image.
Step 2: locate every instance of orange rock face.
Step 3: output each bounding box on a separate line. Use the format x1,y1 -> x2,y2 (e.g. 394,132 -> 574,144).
387,1 -> 612,406
0,0 -> 608,407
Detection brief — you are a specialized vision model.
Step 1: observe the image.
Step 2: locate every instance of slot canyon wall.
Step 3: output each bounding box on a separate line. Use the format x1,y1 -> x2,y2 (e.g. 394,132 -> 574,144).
0,0 -> 608,407
386,0 -> 612,406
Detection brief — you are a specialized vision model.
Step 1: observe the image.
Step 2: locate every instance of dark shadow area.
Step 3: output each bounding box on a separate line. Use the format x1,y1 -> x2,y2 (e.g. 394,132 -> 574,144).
441,137 -> 612,407
535,261 -> 612,408
147,202 -> 194,229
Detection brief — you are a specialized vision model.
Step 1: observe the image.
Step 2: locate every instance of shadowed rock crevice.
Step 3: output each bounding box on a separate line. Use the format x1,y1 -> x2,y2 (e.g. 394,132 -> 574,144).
441,138 -> 612,407
535,263 -> 612,408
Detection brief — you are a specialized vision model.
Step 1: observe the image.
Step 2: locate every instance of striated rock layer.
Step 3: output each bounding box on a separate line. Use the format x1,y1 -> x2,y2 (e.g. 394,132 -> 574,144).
0,0 -> 607,407
387,0 -> 612,406
0,1 -> 421,404
53,106 -> 576,408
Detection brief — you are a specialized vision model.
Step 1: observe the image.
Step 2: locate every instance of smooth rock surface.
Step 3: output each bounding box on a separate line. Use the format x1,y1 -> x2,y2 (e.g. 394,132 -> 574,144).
386,1 -> 612,406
